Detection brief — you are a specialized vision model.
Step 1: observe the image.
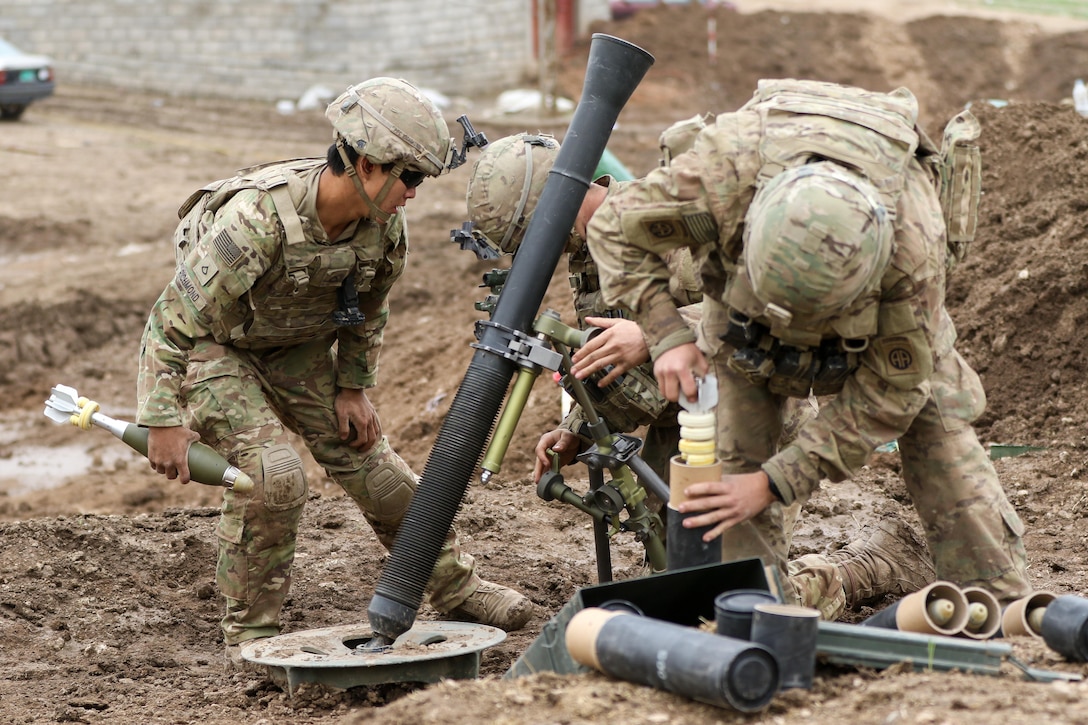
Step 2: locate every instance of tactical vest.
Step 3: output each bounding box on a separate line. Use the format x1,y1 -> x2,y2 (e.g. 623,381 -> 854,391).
173,159 -> 399,348
722,80 -> 929,396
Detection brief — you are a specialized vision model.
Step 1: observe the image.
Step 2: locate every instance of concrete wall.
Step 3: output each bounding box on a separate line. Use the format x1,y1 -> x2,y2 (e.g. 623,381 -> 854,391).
0,0 -> 610,102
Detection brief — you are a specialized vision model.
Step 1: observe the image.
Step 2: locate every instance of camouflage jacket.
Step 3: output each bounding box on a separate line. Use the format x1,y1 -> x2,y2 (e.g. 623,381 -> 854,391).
137,160 -> 406,427
586,87 -> 958,506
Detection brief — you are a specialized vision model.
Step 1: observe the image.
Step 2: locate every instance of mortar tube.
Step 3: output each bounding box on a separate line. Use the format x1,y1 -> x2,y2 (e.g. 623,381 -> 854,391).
666,455 -> 722,570
566,608 -> 779,712
366,34 -> 655,641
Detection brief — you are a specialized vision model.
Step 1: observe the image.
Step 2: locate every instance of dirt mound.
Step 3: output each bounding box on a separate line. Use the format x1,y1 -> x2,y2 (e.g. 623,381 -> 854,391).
952,100 -> 1088,446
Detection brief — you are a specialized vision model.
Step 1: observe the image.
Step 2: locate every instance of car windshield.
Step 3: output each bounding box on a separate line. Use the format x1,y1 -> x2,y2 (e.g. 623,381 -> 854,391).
0,39 -> 23,56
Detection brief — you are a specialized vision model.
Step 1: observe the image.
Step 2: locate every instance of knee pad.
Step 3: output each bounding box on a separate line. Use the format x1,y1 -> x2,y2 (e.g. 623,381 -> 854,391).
261,443 -> 307,511
364,461 -> 417,520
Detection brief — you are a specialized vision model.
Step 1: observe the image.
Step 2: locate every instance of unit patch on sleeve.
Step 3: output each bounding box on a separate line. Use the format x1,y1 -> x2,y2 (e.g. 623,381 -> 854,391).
622,205 -> 713,249
872,335 -> 920,378
644,217 -> 687,241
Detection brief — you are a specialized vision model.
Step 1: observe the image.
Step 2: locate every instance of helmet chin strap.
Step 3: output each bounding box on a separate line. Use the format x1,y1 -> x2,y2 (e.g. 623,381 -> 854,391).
336,138 -> 392,224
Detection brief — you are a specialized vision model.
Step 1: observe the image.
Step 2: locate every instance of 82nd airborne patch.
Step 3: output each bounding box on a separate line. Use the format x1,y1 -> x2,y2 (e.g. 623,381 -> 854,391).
643,217 -> 687,242
872,335 -> 920,379
637,210 -> 718,245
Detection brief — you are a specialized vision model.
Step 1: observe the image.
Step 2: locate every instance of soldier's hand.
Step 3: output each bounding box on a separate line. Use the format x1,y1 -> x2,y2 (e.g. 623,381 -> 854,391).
335,387 -> 382,450
571,317 -> 650,386
676,470 -> 776,541
147,425 -> 201,484
652,343 -> 708,402
533,429 -> 581,483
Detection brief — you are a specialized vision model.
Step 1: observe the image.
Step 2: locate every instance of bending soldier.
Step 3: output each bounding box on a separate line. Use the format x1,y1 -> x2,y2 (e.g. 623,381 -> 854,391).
467,127 -> 943,619
581,79 -> 1029,616
467,133 -> 702,489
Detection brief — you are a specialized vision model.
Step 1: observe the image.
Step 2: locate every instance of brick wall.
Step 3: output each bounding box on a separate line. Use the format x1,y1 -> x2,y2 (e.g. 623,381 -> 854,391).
0,0 -> 610,102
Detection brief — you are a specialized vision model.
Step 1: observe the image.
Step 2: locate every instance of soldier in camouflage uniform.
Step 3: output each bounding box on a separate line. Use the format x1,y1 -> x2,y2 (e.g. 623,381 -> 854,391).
466,133 -> 703,488
137,78 -> 531,667
466,131 -> 917,617
580,79 -> 1030,618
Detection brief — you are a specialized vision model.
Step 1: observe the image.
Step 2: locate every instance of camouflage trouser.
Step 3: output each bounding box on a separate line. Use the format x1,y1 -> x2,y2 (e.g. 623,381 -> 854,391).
787,553 -> 849,620
897,350 -> 1029,602
182,339 -> 478,646
710,344 -> 1029,620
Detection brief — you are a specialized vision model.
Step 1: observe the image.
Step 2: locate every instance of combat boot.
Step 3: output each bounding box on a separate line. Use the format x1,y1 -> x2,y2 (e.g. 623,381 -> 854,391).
446,580 -> 534,631
224,639 -> 268,674
830,518 -> 935,608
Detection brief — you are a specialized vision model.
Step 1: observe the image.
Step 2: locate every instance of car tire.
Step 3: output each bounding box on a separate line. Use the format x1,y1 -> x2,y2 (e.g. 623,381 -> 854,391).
0,105 -> 27,121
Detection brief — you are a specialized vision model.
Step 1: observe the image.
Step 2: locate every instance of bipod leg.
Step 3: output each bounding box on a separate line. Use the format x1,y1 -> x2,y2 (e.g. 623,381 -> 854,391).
588,465 -> 612,583
626,453 -> 669,503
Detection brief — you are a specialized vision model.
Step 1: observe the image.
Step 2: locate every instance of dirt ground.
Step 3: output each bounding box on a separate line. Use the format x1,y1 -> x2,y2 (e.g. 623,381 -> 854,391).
5,1 -> 1088,723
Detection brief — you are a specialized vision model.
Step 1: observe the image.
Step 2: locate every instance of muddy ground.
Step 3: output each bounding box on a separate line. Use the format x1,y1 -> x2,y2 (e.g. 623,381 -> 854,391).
5,1 -> 1088,723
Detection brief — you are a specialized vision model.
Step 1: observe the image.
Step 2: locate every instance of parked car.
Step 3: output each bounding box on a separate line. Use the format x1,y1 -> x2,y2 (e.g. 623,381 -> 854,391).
0,37 -> 55,120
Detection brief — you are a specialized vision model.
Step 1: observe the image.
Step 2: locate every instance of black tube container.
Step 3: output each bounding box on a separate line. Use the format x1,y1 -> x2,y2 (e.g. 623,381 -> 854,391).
367,34 -> 655,640
567,608 -> 779,712
666,508 -> 722,570
715,589 -> 780,640
863,600 -> 902,629
1041,595 -> 1088,662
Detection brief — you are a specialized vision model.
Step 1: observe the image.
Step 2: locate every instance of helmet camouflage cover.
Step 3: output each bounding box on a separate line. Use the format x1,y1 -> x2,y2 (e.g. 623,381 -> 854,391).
325,77 -> 453,176
743,161 -> 893,323
466,132 -> 562,254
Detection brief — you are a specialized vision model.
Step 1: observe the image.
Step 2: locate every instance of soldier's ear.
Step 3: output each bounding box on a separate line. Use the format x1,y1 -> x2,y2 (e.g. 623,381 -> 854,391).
357,157 -> 377,177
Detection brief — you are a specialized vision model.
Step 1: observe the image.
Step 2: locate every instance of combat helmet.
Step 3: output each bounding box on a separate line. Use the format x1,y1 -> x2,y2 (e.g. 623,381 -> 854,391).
743,161 -> 893,324
467,132 -> 577,255
326,77 -> 453,176
326,78 -> 453,222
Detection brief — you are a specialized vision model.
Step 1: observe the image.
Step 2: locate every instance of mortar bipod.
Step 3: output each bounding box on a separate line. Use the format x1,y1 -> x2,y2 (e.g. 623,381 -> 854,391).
529,311 -> 667,580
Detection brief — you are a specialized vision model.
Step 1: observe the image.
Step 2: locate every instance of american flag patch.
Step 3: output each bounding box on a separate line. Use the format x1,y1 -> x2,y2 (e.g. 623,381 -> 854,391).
212,230 -> 243,268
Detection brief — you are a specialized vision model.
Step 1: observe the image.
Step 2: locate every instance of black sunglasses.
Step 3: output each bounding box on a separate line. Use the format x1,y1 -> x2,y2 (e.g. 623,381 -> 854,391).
399,168 -> 427,189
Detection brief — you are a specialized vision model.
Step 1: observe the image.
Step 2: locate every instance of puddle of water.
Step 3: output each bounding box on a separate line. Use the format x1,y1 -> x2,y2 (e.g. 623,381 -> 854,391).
0,417 -> 145,495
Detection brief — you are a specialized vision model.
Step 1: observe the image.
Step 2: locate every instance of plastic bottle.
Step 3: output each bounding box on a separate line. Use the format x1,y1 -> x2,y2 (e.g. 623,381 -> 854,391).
1074,79 -> 1088,117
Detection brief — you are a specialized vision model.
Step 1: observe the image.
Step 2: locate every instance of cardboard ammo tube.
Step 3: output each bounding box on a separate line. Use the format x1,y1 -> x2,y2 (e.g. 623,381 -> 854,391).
959,586 -> 1001,640
1001,590 -> 1056,637
666,455 -> 723,570
863,581 -> 969,636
